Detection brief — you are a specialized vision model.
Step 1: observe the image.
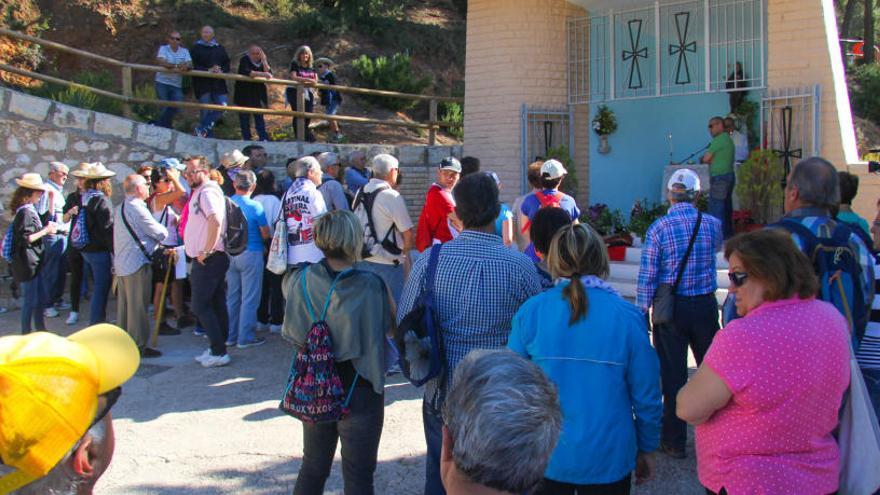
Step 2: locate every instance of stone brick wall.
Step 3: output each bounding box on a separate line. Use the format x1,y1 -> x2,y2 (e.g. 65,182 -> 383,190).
464,0 -> 589,206
0,87 -> 460,223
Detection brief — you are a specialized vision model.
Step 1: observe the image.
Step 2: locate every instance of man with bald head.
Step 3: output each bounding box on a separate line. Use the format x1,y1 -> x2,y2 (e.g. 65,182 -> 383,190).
113,174 -> 168,358
190,25 -> 230,137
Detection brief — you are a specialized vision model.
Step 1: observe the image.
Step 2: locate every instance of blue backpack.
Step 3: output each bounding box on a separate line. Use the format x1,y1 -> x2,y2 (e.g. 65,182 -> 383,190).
280,267 -> 358,423
776,219 -> 868,347
395,244 -> 445,387
1,223 -> 14,263
70,193 -> 97,250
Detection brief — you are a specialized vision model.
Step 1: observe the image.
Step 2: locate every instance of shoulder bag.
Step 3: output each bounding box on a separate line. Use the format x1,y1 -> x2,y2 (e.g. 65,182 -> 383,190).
652,211 -> 702,326
121,202 -> 168,275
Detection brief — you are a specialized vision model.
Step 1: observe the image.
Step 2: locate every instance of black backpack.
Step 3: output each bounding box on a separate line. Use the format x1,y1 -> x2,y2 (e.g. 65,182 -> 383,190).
196,186 -> 249,256
352,184 -> 402,260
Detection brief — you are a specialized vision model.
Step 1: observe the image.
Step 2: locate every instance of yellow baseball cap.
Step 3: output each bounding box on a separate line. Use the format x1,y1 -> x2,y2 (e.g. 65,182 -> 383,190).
0,325 -> 139,493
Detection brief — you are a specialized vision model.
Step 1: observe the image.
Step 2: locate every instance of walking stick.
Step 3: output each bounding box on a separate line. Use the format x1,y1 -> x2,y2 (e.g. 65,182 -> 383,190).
150,249 -> 177,349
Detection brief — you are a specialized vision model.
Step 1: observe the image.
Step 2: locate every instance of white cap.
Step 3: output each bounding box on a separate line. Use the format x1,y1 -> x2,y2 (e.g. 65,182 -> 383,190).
540,159 -> 567,179
317,152 -> 340,170
667,168 -> 701,192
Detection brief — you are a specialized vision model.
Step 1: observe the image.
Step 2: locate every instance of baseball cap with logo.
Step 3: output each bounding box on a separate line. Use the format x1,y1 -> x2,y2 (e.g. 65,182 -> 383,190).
667,168 -> 701,192
0,325 -> 140,493
540,159 -> 568,179
438,157 -> 462,173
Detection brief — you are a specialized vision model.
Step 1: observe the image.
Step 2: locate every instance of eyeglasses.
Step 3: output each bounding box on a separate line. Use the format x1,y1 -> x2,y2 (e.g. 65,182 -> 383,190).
728,271 -> 749,287
90,387 -> 122,428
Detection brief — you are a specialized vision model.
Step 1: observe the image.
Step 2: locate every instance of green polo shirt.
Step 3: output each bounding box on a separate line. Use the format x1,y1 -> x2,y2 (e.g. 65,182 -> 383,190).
707,133 -> 735,176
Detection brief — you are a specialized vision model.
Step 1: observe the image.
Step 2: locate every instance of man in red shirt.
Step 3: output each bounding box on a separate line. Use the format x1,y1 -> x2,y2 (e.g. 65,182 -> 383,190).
416,157 -> 462,252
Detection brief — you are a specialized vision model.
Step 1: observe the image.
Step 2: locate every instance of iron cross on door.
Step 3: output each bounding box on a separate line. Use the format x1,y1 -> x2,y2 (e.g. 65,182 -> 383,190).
622,19 -> 649,90
668,12 -> 697,85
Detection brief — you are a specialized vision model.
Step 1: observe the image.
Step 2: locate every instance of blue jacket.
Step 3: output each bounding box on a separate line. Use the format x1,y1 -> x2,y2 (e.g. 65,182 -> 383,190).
508,282 -> 662,484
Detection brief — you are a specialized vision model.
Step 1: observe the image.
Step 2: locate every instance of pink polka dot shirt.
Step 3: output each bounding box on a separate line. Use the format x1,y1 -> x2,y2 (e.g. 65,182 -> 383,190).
696,297 -> 851,495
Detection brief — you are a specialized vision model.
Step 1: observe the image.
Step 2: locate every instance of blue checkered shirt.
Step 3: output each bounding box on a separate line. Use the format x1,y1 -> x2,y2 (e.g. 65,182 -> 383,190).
637,203 -> 722,311
397,231 -> 543,410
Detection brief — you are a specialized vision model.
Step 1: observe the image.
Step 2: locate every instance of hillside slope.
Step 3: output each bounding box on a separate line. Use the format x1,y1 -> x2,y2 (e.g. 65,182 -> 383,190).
0,0 -> 465,145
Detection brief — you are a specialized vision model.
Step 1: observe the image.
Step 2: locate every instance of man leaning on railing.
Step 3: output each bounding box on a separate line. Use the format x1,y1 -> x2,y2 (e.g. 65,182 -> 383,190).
190,25 -> 230,138
153,30 -> 192,130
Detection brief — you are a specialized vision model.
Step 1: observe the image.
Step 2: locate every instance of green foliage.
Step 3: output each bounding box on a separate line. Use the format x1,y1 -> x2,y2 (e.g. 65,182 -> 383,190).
591,105 -> 618,135
284,0 -> 409,38
545,145 -> 578,200
352,52 -> 431,110
29,70 -> 122,115
628,199 -> 667,240
735,149 -> 785,225
732,99 -> 760,148
132,83 -> 159,122
441,102 -> 463,139
849,63 -> 880,124
582,203 -> 627,236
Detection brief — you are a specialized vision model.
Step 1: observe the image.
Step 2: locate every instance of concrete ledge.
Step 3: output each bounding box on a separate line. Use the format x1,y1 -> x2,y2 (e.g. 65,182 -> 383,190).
51,103 -> 91,131
8,92 -> 52,122
135,123 -> 172,150
93,113 -> 134,139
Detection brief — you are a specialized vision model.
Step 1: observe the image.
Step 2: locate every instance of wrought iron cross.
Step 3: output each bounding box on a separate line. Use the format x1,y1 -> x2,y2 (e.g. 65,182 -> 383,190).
773,106 -> 802,181
622,19 -> 648,90
668,12 -> 697,85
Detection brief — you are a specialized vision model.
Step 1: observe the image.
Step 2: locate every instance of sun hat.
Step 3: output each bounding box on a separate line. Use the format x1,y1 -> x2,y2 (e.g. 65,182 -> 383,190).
317,152 -> 340,169
14,173 -> 49,192
438,157 -> 462,173
158,158 -> 186,171
219,149 -> 248,169
0,324 -> 139,493
71,162 -> 116,179
314,57 -> 335,67
540,159 -> 567,179
667,168 -> 701,192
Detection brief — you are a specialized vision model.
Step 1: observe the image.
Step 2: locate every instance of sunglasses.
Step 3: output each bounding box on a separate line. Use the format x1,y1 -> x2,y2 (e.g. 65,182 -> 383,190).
728,271 -> 748,287
170,37 -> 181,40
91,387 -> 122,428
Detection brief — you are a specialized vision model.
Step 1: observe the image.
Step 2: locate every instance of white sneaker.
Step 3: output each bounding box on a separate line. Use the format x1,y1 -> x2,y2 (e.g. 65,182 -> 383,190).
44,307 -> 59,318
194,349 -> 211,363
270,324 -> 282,334
65,312 -> 79,325
200,353 -> 231,368
55,301 -> 71,310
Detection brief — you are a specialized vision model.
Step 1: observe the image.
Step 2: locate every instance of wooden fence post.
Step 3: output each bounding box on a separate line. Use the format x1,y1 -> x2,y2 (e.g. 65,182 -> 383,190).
121,66 -> 133,118
429,99 -> 438,146
296,84 -> 306,142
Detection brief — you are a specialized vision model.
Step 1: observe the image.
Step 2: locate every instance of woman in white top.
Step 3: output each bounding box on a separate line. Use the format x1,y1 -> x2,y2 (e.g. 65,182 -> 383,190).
254,169 -> 284,332
149,166 -> 190,333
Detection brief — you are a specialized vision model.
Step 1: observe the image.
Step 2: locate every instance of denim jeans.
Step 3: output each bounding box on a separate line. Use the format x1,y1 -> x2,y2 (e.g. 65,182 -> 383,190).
40,234 -> 66,308
238,112 -> 268,141
257,267 -> 284,326
196,92 -> 228,136
155,82 -> 184,128
708,173 -> 735,239
653,293 -> 719,451
81,250 -> 112,324
226,250 -> 264,345
191,253 -> 230,356
20,277 -> 45,334
67,246 -> 85,313
355,261 -> 404,304
862,367 -> 880,425
422,401 -> 446,495
293,386 -> 384,495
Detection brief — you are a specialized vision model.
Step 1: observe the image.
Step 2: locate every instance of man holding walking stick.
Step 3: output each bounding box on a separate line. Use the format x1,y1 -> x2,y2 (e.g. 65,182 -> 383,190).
114,174 -> 168,358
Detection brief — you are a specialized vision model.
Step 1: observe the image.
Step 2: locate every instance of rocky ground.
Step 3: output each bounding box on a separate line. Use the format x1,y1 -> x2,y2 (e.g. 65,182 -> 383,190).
0,289 -> 705,494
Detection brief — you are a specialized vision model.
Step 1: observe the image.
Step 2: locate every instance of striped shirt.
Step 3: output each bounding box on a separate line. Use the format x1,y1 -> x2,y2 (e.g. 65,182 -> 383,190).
397,231 -> 543,410
637,202 -> 723,310
856,254 -> 880,370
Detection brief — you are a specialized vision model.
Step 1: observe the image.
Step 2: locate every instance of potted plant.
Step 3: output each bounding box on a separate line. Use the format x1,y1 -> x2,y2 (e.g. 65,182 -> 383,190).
583,203 -> 632,260
629,199 -> 668,246
592,105 -> 617,154
734,150 -> 784,226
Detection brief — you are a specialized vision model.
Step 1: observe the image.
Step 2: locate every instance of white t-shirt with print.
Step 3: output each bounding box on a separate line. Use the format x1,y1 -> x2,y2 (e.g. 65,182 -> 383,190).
282,178 -> 327,265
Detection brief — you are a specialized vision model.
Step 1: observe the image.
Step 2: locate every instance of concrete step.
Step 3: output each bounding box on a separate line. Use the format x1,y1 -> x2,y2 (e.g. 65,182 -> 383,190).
609,261 -> 730,289
623,246 -> 729,269
609,277 -> 729,306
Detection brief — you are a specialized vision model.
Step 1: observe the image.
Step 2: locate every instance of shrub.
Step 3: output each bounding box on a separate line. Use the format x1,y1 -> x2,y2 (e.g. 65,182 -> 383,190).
132,83 -> 159,122
545,145 -> 578,200
352,52 -> 431,110
582,203 -> 627,236
735,149 -> 784,225
849,64 -> 880,124
28,69 -> 122,116
629,199 -> 667,240
441,101 -> 463,139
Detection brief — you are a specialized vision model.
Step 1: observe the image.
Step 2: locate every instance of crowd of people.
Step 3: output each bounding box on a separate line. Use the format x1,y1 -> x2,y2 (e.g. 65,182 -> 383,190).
2,135 -> 880,494
152,26 -> 345,143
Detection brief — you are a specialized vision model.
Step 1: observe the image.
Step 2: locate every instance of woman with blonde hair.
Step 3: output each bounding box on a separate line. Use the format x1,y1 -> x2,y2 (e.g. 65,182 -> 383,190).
71,162 -> 115,324
286,45 -> 318,142
8,173 -> 57,333
508,223 -> 662,494
282,209 -> 391,494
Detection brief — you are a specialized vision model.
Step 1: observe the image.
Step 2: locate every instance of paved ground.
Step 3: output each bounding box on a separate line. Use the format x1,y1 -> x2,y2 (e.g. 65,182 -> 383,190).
0,293 -> 705,494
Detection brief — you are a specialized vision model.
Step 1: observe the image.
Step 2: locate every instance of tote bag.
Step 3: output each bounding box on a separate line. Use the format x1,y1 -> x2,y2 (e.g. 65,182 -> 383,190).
266,218 -> 288,275
837,349 -> 880,495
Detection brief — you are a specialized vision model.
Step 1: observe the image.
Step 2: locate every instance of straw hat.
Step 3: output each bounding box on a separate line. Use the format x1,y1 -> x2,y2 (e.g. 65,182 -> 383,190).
219,149 -> 248,169
15,173 -> 49,191
71,162 -> 116,179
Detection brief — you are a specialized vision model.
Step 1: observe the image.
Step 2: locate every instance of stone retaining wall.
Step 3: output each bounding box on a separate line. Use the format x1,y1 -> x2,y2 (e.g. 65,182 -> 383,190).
0,87 -> 461,222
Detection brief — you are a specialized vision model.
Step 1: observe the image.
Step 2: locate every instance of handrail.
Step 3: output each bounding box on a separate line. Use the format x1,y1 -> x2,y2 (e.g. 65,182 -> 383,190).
0,27 -> 462,144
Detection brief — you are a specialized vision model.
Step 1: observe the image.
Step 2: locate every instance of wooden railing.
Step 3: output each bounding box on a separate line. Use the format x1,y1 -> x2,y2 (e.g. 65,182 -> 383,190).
0,27 -> 463,144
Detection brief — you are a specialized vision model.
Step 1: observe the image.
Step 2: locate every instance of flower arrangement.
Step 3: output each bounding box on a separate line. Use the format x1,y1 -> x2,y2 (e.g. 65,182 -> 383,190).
583,203 -> 628,237
591,105 -> 618,136
629,199 -> 668,240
